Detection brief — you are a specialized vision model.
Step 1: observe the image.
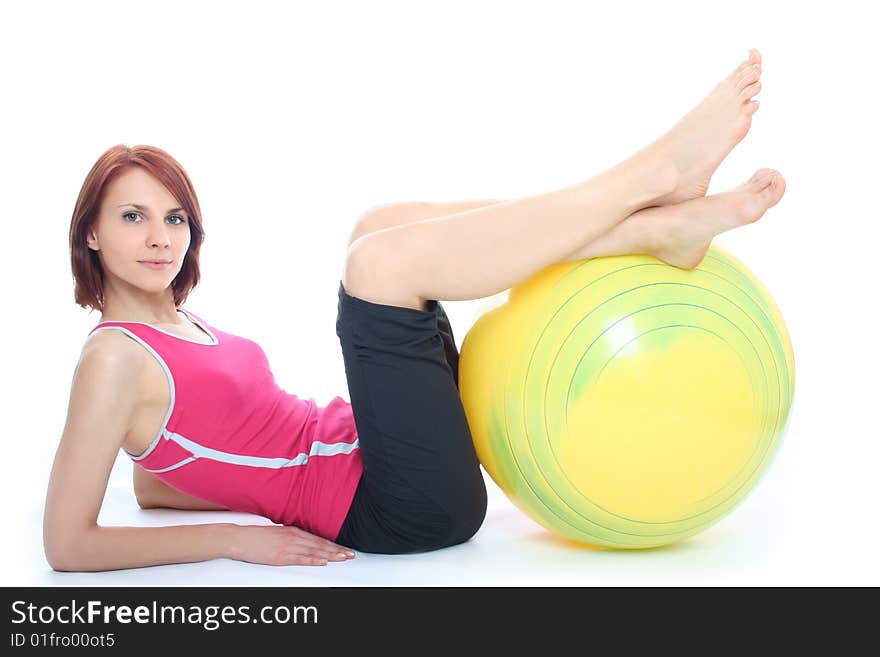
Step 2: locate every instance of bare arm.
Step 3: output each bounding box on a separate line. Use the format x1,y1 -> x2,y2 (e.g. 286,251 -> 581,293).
45,332 -> 355,572
52,524 -> 235,572
134,464 -> 229,511
43,332 -> 234,572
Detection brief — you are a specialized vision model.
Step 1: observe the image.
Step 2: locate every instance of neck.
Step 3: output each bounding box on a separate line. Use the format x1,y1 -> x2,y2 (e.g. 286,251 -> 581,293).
100,281 -> 180,324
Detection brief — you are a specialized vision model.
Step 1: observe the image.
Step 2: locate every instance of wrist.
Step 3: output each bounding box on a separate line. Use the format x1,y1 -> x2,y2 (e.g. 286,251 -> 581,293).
217,523 -> 241,560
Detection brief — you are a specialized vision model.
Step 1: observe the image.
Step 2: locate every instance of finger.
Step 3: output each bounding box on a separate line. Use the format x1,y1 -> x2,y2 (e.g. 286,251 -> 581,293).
291,555 -> 328,566
286,547 -> 332,566
294,546 -> 351,562
286,527 -> 333,550
288,527 -> 355,555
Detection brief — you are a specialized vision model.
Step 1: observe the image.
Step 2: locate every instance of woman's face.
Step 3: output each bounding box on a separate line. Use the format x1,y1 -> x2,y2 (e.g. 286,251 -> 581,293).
87,167 -> 191,298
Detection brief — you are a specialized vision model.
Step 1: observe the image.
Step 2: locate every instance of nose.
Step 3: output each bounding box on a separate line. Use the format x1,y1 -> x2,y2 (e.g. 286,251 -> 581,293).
147,222 -> 172,249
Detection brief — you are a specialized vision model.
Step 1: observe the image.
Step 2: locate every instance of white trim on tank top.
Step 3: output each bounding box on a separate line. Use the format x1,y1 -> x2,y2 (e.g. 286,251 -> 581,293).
90,326 -> 175,460
94,308 -> 219,346
89,325 -> 359,470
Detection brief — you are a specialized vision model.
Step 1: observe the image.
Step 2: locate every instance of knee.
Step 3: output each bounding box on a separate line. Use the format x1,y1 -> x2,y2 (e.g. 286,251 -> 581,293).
343,231 -> 423,309
348,202 -> 425,247
347,211 -> 383,249
343,233 -> 394,299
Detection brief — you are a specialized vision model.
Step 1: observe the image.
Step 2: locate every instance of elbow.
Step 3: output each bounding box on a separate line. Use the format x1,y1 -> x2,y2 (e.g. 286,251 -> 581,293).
136,497 -> 155,510
135,488 -> 156,509
44,529 -> 69,572
46,543 -> 102,573
45,544 -> 79,572
49,560 -> 75,573
44,527 -> 93,573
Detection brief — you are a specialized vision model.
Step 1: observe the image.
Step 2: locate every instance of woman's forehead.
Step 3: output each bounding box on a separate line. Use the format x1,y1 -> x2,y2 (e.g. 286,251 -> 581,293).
105,168 -> 179,207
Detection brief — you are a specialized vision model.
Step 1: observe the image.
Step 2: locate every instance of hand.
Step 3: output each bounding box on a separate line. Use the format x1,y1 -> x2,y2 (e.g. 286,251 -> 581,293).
226,523 -> 356,566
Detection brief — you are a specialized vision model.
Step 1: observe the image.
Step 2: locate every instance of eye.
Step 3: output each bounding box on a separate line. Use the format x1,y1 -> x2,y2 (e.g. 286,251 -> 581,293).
122,212 -> 187,225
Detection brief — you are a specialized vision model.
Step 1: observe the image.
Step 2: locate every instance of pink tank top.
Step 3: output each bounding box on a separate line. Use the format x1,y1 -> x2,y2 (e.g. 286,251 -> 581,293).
88,309 -> 363,541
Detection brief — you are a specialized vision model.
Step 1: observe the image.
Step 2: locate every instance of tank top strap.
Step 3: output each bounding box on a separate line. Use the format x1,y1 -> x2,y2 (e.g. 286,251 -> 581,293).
88,310 -> 219,346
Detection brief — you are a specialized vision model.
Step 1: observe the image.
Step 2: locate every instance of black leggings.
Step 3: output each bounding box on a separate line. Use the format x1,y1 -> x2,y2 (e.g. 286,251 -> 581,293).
334,281 -> 487,554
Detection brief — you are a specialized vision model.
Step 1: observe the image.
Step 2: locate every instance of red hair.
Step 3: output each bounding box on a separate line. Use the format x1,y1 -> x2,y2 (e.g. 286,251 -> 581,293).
69,144 -> 205,313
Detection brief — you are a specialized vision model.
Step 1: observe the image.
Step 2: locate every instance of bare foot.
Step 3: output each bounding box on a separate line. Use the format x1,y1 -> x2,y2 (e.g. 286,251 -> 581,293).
652,49 -> 764,206
646,168 -> 786,269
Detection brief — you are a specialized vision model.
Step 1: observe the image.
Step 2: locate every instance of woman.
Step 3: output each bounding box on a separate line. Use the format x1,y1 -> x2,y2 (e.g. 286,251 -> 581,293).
44,48 -> 784,571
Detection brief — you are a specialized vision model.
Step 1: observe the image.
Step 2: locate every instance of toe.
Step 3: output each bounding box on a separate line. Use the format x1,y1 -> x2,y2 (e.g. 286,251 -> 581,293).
749,168 -> 775,183
765,173 -> 786,206
739,80 -> 762,101
731,49 -> 761,79
743,99 -> 760,116
755,172 -> 783,204
731,60 -> 751,80
737,66 -> 762,93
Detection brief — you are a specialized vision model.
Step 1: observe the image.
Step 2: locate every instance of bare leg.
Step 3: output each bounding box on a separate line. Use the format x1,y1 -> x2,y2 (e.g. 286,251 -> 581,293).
559,208 -> 658,262
344,150 -> 676,308
351,164 -> 786,275
349,200 -> 656,263
344,49 -> 767,309
563,166 -> 787,266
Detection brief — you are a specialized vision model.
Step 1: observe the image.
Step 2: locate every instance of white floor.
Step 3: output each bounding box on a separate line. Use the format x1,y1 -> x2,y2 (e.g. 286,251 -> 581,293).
9,399 -> 874,588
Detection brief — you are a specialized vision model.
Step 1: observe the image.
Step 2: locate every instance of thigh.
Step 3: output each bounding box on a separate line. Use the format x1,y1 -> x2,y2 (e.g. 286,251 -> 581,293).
334,281 -> 486,554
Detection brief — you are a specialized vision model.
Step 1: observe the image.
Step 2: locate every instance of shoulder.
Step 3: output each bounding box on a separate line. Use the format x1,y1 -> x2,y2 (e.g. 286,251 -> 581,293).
82,327 -> 148,369
74,329 -> 149,405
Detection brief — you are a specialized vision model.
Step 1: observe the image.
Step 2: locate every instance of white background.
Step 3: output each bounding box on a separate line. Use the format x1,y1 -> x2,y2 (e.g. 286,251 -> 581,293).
1,0 -> 877,586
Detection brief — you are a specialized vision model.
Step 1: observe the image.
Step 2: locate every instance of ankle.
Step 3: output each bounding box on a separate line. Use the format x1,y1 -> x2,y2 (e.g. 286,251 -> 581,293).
642,141 -> 680,199
608,143 -> 679,212
561,206 -> 665,263
628,205 -> 668,258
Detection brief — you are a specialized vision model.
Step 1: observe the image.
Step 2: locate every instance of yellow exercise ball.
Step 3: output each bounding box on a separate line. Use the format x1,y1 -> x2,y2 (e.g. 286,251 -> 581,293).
458,245 -> 796,549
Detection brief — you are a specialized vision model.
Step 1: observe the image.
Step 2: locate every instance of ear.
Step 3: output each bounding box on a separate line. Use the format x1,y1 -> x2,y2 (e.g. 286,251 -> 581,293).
86,229 -> 99,251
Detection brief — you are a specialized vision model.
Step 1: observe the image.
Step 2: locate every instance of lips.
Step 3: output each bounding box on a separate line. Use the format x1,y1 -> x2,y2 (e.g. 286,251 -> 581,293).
138,260 -> 172,270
